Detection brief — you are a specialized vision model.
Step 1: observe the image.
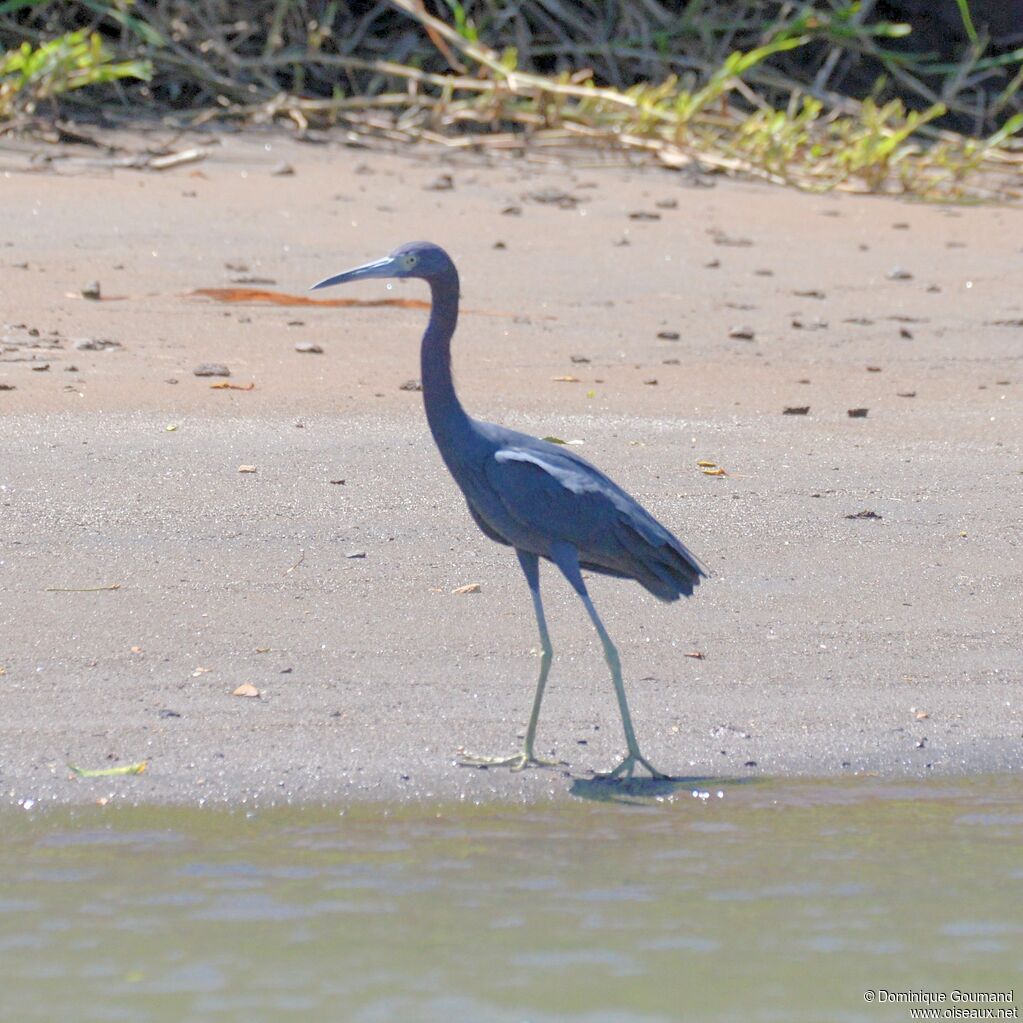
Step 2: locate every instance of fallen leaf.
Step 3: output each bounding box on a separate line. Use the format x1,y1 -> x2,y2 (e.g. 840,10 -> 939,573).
69,761 -> 147,778
452,583 -> 481,594
684,651 -> 705,659
165,424 -> 178,432
543,436 -> 567,445
232,683 -> 260,698
696,460 -> 717,467
191,667 -> 211,677
702,467 -> 728,477
238,465 -> 257,473
783,406 -> 810,415
210,381 -> 255,390
552,375 -> 580,383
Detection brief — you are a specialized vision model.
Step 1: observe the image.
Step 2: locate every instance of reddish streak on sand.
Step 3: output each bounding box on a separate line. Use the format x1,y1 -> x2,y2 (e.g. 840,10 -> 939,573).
189,288 -> 550,319
191,287 -> 431,309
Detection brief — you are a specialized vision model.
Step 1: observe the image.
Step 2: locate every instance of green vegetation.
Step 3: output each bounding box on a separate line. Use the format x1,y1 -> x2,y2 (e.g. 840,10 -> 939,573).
0,26 -> 149,120
1,1 -> 1020,198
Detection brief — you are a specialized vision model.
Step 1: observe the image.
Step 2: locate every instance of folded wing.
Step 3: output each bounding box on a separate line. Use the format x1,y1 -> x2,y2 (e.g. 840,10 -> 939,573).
483,445 -> 705,602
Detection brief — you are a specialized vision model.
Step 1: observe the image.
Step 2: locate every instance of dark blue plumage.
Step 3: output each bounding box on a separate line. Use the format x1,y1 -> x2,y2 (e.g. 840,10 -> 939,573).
313,241 -> 705,778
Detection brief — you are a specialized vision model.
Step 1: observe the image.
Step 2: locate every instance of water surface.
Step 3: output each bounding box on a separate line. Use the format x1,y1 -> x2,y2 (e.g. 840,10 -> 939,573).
1,776 -> 1020,1022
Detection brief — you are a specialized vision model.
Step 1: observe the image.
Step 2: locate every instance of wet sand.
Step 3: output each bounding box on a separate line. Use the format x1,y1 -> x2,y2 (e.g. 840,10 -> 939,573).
1,129 -> 1021,805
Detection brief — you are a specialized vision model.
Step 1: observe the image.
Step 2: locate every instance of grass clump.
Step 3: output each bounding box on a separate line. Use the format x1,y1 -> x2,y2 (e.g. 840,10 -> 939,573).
0,0 -> 1020,198
0,27 -> 149,120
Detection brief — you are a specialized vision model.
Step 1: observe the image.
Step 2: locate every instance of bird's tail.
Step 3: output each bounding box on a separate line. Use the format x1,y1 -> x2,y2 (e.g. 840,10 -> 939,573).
617,522 -> 706,602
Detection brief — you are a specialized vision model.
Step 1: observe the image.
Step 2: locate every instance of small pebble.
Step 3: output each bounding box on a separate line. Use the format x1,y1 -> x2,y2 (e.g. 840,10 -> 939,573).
294,342 -> 323,354
194,363 -> 231,377
74,338 -> 121,351
425,174 -> 454,191
81,280 -> 101,300
728,325 -> 755,340
270,161 -> 295,176
346,551 -> 367,559
657,330 -> 680,340
886,267 -> 913,280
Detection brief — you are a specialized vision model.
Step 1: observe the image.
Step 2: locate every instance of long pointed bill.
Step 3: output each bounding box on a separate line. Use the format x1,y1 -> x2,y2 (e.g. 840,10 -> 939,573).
310,255 -> 396,291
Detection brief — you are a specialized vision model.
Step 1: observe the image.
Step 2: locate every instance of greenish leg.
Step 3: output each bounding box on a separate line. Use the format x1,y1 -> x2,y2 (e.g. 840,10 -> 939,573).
458,551 -> 563,771
550,542 -> 670,781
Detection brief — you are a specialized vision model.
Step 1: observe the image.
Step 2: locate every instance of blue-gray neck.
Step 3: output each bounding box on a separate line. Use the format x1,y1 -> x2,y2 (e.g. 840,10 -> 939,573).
421,265 -> 471,456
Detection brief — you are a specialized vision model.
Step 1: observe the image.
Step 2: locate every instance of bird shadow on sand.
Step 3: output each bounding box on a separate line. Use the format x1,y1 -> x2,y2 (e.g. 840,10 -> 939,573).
569,773 -> 762,805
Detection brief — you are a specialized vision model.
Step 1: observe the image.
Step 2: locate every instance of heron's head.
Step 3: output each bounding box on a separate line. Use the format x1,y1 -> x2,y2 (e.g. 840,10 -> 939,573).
311,241 -> 453,291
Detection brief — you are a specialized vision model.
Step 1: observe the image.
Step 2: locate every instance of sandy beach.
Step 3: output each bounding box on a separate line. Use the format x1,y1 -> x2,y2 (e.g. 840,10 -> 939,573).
1,128 -> 1021,805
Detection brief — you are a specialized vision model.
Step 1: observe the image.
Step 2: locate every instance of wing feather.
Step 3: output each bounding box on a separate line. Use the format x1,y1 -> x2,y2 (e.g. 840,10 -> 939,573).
483,446 -> 704,601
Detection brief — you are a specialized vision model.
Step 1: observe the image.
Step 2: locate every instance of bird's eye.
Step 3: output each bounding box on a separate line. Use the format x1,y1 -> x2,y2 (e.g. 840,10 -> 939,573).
404,253 -> 418,269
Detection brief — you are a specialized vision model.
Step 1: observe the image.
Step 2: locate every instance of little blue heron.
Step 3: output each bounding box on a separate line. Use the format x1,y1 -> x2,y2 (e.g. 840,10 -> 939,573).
313,241 -> 705,778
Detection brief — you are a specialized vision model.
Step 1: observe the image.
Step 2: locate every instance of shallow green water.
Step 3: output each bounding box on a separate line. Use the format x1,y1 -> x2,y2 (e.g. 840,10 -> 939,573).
1,777 -> 1020,1023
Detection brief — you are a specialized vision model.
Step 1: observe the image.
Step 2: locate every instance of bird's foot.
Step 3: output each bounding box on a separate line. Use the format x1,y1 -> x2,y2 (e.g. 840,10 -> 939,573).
457,748 -> 564,772
597,752 -> 670,781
